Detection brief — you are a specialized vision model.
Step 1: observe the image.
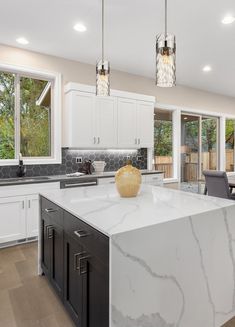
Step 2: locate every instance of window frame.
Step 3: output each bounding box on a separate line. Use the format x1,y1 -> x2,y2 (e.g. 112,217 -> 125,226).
0,63 -> 61,166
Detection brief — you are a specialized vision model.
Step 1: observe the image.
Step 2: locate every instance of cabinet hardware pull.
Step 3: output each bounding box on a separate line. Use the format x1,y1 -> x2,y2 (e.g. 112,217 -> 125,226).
138,138 -> 140,145
22,201 -> 24,209
74,230 -> 89,238
135,138 -> 137,144
98,137 -> 100,144
46,225 -> 54,239
79,254 -> 90,275
64,181 -> 97,188
45,208 -> 58,213
28,200 -> 30,209
94,137 -> 96,144
74,251 -> 85,271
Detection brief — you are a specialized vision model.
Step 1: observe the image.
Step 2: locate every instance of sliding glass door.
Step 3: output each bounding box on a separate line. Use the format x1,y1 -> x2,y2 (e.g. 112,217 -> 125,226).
181,113 -> 219,182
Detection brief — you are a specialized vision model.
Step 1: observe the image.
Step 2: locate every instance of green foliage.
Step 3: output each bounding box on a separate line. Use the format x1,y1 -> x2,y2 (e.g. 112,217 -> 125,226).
0,71 -> 51,159
154,120 -> 172,156
225,119 -> 234,149
0,72 -> 15,159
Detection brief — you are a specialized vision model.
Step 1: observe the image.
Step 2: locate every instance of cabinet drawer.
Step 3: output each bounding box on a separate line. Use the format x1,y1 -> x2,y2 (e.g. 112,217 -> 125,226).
64,211 -> 109,266
41,197 -> 63,226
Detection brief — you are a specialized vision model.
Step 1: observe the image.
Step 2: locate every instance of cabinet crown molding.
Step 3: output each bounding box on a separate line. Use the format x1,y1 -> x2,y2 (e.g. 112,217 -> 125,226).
64,82 -> 155,103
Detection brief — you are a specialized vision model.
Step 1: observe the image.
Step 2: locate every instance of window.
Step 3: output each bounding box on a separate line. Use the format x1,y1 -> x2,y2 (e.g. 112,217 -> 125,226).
225,119 -> 235,172
0,70 -> 52,160
154,109 -> 173,178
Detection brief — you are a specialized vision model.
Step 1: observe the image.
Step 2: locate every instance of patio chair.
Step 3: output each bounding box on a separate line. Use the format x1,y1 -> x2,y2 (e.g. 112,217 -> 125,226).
203,170 -> 235,200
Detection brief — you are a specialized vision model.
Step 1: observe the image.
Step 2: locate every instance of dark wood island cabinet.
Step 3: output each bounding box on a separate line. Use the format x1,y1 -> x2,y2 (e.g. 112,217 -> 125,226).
40,196 -> 109,327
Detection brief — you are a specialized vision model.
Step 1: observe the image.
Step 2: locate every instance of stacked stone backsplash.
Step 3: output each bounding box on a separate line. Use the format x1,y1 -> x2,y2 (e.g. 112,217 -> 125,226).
0,148 -> 147,179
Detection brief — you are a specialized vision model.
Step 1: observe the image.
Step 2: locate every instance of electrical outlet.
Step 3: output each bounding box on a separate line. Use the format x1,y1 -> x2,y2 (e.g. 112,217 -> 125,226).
76,157 -> 82,163
137,156 -> 142,161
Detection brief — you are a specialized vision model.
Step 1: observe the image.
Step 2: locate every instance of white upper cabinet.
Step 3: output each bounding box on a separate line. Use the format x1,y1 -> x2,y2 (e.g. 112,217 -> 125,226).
95,96 -> 117,148
64,91 -> 95,148
64,83 -> 155,149
137,101 -> 154,148
117,98 -> 138,148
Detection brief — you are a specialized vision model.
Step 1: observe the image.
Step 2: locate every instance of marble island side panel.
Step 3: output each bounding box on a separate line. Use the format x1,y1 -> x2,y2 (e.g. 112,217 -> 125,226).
110,205 -> 235,327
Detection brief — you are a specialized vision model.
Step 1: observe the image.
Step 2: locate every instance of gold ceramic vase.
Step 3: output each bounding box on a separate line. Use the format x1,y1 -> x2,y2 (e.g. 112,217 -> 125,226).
115,161 -> 141,198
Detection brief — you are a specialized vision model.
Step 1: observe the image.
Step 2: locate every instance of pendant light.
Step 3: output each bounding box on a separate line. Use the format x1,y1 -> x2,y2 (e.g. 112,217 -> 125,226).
156,0 -> 176,87
96,0 -> 110,96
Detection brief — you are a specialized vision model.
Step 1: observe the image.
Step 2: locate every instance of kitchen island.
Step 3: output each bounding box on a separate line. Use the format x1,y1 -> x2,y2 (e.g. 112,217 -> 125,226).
39,184 -> 235,327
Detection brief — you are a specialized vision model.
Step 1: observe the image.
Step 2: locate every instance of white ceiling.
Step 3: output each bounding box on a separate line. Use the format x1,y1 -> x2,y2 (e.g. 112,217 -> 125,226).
1,0 -> 235,97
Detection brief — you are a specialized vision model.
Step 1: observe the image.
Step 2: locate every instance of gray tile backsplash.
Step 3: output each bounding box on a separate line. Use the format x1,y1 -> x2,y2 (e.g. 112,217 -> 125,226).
0,148 -> 147,179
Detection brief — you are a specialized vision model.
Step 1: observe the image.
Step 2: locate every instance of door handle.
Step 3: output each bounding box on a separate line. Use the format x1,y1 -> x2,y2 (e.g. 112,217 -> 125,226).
79,253 -> 90,275
74,230 -> 89,238
74,252 -> 84,271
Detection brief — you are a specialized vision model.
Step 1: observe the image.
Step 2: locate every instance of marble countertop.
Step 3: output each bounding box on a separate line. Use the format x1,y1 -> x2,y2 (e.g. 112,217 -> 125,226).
0,170 -> 163,187
40,184 -> 235,237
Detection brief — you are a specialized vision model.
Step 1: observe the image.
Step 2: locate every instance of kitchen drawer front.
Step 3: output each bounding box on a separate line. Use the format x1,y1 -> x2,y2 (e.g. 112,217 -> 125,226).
144,174 -> 164,185
98,177 -> 115,185
64,211 -> 109,265
41,197 -> 63,226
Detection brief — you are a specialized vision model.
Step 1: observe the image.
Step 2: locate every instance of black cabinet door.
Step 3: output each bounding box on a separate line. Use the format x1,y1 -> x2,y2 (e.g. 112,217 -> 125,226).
85,256 -> 109,327
41,214 -> 52,278
51,221 -> 64,299
64,233 -> 84,327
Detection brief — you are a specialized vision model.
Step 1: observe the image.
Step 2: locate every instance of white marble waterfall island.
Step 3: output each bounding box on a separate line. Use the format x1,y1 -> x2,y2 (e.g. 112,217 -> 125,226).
39,184 -> 235,327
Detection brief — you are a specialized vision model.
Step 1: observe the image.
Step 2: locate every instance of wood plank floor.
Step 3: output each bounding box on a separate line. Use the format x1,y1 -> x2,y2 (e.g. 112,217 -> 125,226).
0,242 -> 74,327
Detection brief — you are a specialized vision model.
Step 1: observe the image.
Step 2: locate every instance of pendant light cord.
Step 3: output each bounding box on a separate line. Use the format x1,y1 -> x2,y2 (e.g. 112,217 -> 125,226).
102,0 -> 104,63
165,0 -> 167,38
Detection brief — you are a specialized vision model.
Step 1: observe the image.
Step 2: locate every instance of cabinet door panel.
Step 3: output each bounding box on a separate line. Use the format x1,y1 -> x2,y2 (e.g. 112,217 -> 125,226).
26,195 -> 39,238
41,214 -> 51,278
64,233 -> 84,327
85,256 -> 109,327
137,101 -> 154,147
117,98 -> 137,148
51,222 -> 63,298
96,97 -> 117,147
67,92 -> 95,148
0,196 -> 26,243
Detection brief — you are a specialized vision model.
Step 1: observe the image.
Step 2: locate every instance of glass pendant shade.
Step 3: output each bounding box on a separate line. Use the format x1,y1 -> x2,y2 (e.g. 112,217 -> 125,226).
96,59 -> 110,96
156,34 -> 176,87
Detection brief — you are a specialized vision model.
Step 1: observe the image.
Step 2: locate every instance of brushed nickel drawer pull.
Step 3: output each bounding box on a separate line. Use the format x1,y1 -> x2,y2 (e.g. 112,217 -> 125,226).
74,230 -> 89,238
64,181 -> 97,188
45,208 -> 58,213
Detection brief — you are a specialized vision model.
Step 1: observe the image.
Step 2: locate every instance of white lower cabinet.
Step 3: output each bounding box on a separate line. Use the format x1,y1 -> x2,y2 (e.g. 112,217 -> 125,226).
0,196 -> 26,244
26,195 -> 39,238
98,174 -> 164,187
0,182 -> 60,246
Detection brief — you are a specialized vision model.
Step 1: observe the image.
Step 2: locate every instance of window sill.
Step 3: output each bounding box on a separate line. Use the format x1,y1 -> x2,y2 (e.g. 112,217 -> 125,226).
0,158 -> 62,166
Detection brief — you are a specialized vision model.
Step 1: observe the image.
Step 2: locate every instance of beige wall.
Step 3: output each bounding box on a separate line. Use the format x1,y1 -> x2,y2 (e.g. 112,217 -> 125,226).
0,44 -> 235,114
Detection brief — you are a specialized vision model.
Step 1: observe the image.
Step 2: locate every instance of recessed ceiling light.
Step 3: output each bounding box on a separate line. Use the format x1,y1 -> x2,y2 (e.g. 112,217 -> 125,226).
184,117 -> 188,120
16,37 -> 29,45
73,23 -> 87,32
202,65 -> 212,72
222,15 -> 235,25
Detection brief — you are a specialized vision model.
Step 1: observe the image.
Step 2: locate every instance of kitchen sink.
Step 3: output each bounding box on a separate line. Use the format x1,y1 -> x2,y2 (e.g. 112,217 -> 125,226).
0,176 -> 50,183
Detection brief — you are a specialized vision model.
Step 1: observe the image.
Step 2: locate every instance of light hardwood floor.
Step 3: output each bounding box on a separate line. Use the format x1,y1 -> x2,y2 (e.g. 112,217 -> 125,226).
0,242 -> 74,327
